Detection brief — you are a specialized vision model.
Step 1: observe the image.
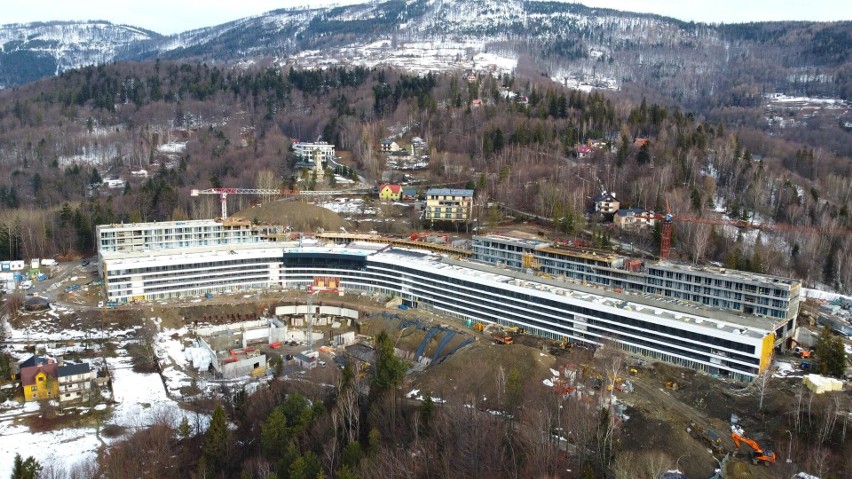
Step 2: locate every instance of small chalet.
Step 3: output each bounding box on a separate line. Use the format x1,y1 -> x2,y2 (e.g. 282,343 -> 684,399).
634,138 -> 650,148
615,208 -> 659,228
593,192 -> 620,214
576,145 -> 593,159
401,188 -> 418,201
20,356 -> 58,401
295,352 -> 318,369
380,139 -> 400,153
390,149 -> 412,160
378,184 -> 403,201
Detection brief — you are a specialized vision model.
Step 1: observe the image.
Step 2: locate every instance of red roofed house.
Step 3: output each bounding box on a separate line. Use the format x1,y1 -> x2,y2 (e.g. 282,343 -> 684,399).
379,184 -> 403,201
20,356 -> 58,402
576,145 -> 593,159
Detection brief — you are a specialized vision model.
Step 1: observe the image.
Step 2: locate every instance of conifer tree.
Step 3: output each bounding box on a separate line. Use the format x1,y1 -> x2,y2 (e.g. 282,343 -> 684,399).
261,407 -> 289,460
815,326 -> 846,378
203,404 -> 231,475
11,453 -> 41,479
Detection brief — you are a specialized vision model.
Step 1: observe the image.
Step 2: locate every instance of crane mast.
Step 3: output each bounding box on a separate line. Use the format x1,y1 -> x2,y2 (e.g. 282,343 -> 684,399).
190,188 -> 300,218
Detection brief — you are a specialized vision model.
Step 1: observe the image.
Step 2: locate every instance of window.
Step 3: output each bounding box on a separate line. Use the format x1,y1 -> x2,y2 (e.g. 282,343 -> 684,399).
31,386 -> 37,392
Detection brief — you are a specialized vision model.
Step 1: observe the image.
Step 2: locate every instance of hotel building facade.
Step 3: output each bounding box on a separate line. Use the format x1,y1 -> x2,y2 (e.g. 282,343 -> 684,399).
96,220 -> 799,382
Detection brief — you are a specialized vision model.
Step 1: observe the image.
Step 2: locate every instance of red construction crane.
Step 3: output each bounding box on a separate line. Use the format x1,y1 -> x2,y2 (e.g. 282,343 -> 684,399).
660,198 -> 673,259
191,188 -> 300,218
657,206 -> 852,260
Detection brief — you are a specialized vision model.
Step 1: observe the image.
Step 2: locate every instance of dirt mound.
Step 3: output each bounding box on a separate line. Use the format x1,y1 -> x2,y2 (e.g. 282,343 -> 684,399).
726,459 -> 753,479
415,335 -> 557,406
231,198 -> 350,231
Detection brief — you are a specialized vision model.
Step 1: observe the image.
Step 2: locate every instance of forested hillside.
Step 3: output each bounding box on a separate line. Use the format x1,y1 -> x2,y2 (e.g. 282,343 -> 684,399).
0,60 -> 850,291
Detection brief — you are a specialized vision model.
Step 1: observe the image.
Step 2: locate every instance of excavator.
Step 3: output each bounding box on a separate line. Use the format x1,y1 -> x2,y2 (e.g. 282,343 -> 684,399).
731,432 -> 776,465
789,338 -> 814,359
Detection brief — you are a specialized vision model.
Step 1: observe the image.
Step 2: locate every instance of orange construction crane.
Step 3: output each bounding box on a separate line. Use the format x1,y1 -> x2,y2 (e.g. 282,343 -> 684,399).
191,188 -> 301,218
731,432 -> 776,465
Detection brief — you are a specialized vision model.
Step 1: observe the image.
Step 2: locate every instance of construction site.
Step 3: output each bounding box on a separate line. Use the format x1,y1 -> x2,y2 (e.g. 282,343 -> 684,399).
81,187 -> 852,478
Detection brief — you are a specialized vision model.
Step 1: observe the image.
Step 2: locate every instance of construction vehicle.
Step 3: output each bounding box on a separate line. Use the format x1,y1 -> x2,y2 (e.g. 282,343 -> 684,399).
794,347 -> 813,359
504,325 -> 525,335
731,432 -> 776,465
789,339 -> 814,358
664,381 -> 679,391
687,421 -> 726,454
491,331 -> 513,344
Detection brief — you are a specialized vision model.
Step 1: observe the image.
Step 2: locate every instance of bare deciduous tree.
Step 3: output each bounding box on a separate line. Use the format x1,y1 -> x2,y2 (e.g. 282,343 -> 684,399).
753,358 -> 776,412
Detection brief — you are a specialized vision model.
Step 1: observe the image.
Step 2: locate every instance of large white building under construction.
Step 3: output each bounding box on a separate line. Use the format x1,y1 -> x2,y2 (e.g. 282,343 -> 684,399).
96,219 -> 802,382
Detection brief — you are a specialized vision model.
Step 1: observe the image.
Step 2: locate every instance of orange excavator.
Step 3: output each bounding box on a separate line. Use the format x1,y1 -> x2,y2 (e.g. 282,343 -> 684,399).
731,432 -> 776,465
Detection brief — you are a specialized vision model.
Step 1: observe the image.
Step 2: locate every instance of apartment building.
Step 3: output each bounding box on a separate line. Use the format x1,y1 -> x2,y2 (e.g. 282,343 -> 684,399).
471,234 -> 800,331
292,141 -> 336,164
102,243 -> 285,302
424,188 -> 474,222
97,219 -> 256,255
58,363 -> 94,404
646,262 -> 800,322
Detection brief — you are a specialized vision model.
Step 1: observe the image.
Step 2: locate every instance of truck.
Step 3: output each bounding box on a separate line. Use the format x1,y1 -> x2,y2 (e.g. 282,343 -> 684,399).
65,284 -> 81,293
37,273 -> 48,281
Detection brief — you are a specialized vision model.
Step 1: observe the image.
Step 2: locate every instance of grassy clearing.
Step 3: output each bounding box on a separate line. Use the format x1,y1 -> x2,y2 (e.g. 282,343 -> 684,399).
232,199 -> 350,231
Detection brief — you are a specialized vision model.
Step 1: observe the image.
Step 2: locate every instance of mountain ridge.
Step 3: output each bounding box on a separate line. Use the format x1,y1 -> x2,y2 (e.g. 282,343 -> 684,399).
1,1 -> 850,106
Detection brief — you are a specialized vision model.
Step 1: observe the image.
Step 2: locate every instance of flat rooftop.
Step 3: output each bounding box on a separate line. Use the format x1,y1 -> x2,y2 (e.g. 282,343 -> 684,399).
473,234 -> 550,248
651,261 -> 799,287
97,219 -> 223,231
101,238 -> 781,339
363,247 -> 779,339
101,241 -> 291,263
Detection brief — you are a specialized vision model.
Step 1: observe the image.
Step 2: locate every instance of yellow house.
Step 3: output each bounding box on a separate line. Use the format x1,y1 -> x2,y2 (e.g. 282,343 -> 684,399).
378,184 -> 402,201
22,362 -> 59,401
